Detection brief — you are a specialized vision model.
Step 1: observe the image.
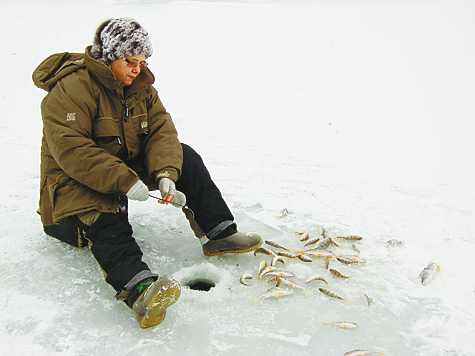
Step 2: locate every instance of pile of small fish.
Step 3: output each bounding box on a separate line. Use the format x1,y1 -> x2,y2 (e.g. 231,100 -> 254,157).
240,227 -> 389,355
240,226 -> 373,307
239,218 -> 442,355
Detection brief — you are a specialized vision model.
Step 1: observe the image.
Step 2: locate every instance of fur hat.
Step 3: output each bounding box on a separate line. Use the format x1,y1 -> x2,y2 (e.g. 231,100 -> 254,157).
91,18 -> 153,64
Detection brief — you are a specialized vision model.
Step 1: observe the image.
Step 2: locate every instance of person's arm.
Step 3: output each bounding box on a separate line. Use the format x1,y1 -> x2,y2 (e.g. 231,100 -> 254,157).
142,87 -> 183,186
42,73 -> 139,195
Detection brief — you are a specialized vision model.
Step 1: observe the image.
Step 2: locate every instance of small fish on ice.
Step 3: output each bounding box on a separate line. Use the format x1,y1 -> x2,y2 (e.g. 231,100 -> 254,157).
363,294 -> 373,309
305,274 -> 330,287
276,278 -> 311,296
334,235 -> 364,241
240,273 -> 254,286
265,240 -> 291,251
344,350 -> 384,356
319,287 -> 349,302
336,256 -> 367,265
271,255 -> 286,267
303,237 -> 321,247
420,262 -> 441,285
264,270 -> 296,280
258,260 -> 268,277
297,254 -> 313,262
276,208 -> 289,218
323,321 -> 359,329
254,247 -> 277,258
386,239 -> 404,247
330,268 -> 353,279
252,287 -> 294,302
296,230 -> 310,241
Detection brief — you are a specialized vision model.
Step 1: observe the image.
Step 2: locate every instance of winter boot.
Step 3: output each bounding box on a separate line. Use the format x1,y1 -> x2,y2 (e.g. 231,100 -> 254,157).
201,226 -> 263,256
126,275 -> 181,329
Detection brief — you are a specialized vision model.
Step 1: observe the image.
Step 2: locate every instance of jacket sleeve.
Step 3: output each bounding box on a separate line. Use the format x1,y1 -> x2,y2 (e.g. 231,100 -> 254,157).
42,72 -> 139,194
143,87 -> 183,183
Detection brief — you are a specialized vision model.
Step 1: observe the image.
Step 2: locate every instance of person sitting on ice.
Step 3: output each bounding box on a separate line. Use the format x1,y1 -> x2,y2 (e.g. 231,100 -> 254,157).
32,17 -> 262,329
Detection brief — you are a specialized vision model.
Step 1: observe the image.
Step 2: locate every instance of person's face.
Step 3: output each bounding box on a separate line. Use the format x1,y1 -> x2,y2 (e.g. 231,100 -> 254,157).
110,54 -> 147,86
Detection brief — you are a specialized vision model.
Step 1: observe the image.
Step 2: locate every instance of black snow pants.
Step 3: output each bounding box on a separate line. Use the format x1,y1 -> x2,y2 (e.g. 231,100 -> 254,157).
43,143 -> 234,292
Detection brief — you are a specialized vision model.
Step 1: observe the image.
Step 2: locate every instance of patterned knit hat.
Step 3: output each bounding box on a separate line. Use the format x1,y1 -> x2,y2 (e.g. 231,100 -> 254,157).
91,18 -> 153,64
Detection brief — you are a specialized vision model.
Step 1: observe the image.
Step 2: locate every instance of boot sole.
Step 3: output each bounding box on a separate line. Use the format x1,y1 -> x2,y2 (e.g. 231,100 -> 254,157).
133,275 -> 181,329
203,240 -> 263,257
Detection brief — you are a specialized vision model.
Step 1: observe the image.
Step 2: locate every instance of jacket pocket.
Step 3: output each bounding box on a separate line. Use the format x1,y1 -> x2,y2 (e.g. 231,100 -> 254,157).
93,118 -> 123,156
48,172 -> 68,211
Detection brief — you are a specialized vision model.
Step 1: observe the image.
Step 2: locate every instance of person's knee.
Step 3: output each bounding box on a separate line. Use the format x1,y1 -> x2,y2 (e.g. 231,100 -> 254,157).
43,216 -> 88,248
181,143 -> 202,163
181,143 -> 209,177
86,213 -> 132,244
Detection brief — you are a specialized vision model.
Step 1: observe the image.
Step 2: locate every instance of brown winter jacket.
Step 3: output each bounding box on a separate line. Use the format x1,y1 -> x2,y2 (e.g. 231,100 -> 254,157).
33,46 -> 183,226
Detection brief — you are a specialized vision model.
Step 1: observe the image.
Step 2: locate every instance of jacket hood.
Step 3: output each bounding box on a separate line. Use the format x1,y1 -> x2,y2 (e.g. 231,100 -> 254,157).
32,46 -> 155,94
32,52 -> 85,92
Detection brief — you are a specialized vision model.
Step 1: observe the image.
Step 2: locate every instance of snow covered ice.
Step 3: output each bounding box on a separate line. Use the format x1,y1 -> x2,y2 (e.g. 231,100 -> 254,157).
1,0 -> 475,355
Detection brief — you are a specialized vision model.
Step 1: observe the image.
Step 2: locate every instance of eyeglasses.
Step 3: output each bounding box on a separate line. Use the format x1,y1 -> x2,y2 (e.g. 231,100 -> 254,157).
123,57 -> 148,69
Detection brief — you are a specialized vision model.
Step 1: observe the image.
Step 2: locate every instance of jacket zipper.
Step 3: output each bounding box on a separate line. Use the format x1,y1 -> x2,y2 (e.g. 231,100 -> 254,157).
116,104 -> 128,147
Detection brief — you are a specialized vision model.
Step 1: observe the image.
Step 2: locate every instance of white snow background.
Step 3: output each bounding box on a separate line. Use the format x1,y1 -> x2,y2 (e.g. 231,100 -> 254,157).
1,0 -> 474,355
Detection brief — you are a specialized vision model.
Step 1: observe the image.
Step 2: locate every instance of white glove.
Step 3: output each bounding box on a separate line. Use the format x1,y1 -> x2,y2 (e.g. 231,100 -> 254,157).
170,191 -> 186,207
126,179 -> 149,202
158,178 -> 176,198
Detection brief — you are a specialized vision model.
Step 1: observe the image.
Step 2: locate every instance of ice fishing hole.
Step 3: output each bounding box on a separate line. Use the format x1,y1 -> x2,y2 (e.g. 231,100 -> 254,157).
185,278 -> 216,292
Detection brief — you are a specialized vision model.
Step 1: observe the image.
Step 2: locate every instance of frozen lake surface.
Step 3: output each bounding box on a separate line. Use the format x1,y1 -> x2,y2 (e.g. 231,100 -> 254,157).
1,0 -> 474,355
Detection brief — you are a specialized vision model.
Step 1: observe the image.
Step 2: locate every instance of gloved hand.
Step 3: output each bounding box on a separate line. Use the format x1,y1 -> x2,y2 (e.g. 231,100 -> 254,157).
126,179 -> 149,202
158,178 -> 176,199
170,191 -> 186,207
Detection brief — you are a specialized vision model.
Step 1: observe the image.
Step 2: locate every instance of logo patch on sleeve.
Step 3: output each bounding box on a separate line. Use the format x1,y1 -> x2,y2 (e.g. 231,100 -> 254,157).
157,171 -> 171,179
66,113 -> 76,121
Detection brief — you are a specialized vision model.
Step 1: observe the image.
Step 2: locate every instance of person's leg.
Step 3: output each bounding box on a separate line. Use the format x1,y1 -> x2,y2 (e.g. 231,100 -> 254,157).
176,143 -> 262,256
44,207 -> 180,329
43,216 -> 88,248
84,212 -> 157,293
82,211 -> 180,329
175,143 -> 235,235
